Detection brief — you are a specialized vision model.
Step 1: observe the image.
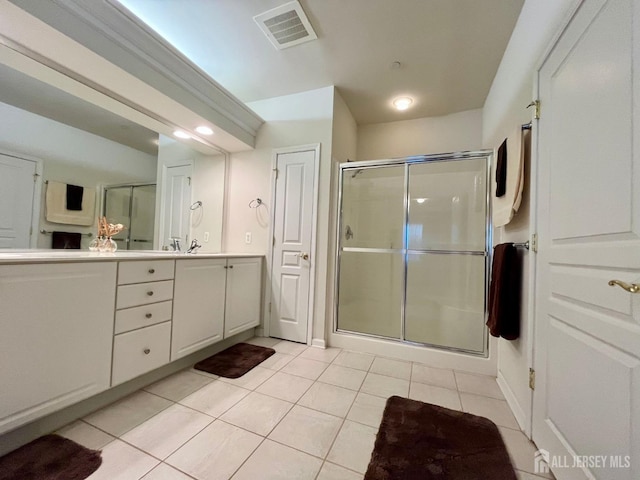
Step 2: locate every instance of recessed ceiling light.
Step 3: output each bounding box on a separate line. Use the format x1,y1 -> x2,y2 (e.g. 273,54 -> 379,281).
195,126 -> 214,135
173,130 -> 190,139
393,97 -> 413,111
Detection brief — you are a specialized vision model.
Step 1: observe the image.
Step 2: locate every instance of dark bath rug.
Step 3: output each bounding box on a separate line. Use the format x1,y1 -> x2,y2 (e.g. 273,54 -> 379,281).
0,434 -> 102,480
194,342 -> 275,378
365,396 -> 517,480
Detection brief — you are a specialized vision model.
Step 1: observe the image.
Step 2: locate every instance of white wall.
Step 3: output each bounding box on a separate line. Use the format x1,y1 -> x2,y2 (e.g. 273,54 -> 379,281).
225,86 -> 335,345
0,101 -> 156,248
357,109 -> 483,160
482,0 -> 580,435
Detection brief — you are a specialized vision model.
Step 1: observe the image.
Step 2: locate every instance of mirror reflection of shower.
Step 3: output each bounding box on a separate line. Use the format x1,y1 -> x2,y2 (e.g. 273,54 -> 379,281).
103,183 -> 156,250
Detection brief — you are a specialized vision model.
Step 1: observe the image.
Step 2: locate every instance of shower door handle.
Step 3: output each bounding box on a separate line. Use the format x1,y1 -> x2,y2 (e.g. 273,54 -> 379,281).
299,252 -> 309,260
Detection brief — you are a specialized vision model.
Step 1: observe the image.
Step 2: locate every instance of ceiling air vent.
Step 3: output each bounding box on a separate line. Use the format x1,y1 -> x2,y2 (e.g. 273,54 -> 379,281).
254,1 -> 317,50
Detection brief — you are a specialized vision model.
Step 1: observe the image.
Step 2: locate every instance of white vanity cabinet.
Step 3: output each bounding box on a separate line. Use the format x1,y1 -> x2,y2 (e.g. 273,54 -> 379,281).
0,262 -> 116,434
224,257 -> 262,338
172,258 -> 227,360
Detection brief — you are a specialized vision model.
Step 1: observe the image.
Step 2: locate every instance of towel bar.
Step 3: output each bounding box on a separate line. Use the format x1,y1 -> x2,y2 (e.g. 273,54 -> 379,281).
513,241 -> 529,250
40,229 -> 93,237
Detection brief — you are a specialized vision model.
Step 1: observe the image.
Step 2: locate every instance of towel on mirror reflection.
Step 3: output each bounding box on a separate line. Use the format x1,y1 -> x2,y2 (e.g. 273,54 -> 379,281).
486,243 -> 521,340
495,138 -> 507,197
52,231 -> 82,249
66,184 -> 84,211
45,180 -> 96,226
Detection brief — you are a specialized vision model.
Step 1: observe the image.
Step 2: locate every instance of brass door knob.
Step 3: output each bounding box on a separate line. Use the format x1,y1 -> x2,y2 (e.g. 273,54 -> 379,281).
608,280 -> 640,293
300,252 -> 309,260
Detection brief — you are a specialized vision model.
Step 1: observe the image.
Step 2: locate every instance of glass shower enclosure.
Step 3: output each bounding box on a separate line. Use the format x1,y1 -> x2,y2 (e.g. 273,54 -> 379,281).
103,184 -> 156,250
335,151 -> 491,355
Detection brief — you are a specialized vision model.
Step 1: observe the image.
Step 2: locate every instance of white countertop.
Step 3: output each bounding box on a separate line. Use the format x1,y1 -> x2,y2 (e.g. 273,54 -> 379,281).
0,250 -> 264,264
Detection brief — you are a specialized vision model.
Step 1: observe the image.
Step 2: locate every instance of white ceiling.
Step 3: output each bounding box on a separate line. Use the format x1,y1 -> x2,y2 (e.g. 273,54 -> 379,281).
118,0 -> 524,125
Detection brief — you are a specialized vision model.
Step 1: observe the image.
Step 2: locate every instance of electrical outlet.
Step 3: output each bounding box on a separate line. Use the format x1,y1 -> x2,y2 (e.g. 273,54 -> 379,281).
204,232 -> 210,242
245,232 -> 252,244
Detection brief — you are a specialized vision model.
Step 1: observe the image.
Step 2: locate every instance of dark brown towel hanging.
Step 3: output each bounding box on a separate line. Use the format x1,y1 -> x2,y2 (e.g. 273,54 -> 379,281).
66,184 -> 84,211
52,231 -> 82,249
486,243 -> 521,340
495,138 -> 507,197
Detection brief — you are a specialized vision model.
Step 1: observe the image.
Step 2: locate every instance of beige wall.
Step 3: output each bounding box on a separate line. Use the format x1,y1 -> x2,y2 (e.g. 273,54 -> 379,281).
357,109 -> 483,160
482,0 -> 580,433
224,86 -> 335,345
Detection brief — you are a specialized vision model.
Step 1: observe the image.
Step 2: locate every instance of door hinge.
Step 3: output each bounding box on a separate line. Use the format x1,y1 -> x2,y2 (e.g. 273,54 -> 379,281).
187,176 -> 191,186
527,100 -> 541,120
531,233 -> 538,253
268,302 -> 272,314
29,226 -> 33,236
33,173 -> 40,182
529,368 -> 536,390
273,168 -> 279,179
273,236 -> 276,246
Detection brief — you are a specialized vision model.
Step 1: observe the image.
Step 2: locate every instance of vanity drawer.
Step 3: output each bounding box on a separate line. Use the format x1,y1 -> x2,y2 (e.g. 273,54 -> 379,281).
114,300 -> 172,334
116,280 -> 174,309
111,321 -> 171,386
118,260 -> 175,285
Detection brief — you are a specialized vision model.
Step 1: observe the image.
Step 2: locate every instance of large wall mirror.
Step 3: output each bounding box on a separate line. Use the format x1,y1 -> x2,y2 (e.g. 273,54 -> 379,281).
0,55 -> 226,252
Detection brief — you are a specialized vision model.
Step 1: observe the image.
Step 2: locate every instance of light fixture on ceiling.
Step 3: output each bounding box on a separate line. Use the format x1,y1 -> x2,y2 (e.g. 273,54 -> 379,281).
173,130 -> 190,139
415,198 -> 427,204
393,97 -> 413,111
195,126 -> 213,135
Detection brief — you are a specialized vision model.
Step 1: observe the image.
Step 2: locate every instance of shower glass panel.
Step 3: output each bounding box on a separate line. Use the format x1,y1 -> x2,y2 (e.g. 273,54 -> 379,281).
103,184 -> 156,250
335,152 -> 490,356
337,165 -> 405,338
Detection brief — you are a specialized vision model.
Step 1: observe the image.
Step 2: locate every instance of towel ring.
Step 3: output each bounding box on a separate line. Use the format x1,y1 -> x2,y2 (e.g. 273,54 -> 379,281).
249,198 -> 263,209
190,201 -> 203,211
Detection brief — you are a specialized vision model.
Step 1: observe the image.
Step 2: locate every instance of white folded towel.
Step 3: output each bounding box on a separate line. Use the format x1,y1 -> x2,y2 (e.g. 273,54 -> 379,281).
492,126 -> 529,227
45,180 -> 96,226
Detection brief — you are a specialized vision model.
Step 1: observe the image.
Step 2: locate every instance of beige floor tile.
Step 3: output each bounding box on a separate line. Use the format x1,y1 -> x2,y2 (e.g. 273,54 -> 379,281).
166,420 -> 262,480
56,420 -> 114,450
332,351 -> 375,371
317,462 -> 364,480
273,340 -> 308,356
408,383 -> 462,410
269,405 -> 342,458
87,439 -> 158,480
299,347 -> 342,363
255,371 -> 314,402
326,420 -> 377,474
411,364 -> 457,390
245,336 -> 281,348
189,367 -> 220,380
232,439 -> 322,480
180,381 -> 249,417
121,403 -> 213,459
318,365 -> 367,391
460,393 -> 519,429
455,371 -> 504,399
369,357 -> 411,380
499,427 -> 554,479
144,370 -> 214,402
259,352 -> 295,371
360,373 -> 409,399
298,382 -> 357,418
281,357 -> 329,380
84,390 -> 172,437
141,463 -> 193,479
220,392 -> 293,436
346,393 -> 387,429
218,366 -> 275,390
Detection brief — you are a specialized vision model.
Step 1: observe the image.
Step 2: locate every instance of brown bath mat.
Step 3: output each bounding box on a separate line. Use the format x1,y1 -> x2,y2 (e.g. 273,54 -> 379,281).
0,434 -> 102,480
194,342 -> 275,378
365,396 -> 517,480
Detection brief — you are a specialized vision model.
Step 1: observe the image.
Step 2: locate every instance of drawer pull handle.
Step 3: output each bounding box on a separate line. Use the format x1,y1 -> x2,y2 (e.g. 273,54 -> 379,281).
147,291 -> 154,296
148,268 -> 155,274
143,348 -> 151,355
145,313 -> 153,319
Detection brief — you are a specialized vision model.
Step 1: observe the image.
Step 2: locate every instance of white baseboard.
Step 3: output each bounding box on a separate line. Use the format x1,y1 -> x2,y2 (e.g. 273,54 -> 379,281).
497,370 -> 531,437
254,327 -> 265,337
311,338 -> 326,348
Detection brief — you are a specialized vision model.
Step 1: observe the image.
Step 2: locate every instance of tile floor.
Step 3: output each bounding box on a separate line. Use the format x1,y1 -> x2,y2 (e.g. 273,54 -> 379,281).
54,338 -> 554,480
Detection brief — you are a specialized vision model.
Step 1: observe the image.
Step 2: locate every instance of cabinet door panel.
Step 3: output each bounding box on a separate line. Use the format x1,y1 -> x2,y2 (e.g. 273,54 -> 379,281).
172,259 -> 226,360
225,258 -> 262,338
0,262 -> 116,434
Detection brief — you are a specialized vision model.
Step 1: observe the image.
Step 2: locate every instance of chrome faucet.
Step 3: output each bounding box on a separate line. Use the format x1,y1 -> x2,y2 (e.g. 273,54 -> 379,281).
170,237 -> 182,252
187,239 -> 201,254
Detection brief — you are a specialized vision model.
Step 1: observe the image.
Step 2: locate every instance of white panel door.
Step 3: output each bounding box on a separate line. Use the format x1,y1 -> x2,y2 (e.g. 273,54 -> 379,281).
0,153 -> 36,248
533,1 -> 640,479
161,164 -> 192,250
270,149 -> 317,343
